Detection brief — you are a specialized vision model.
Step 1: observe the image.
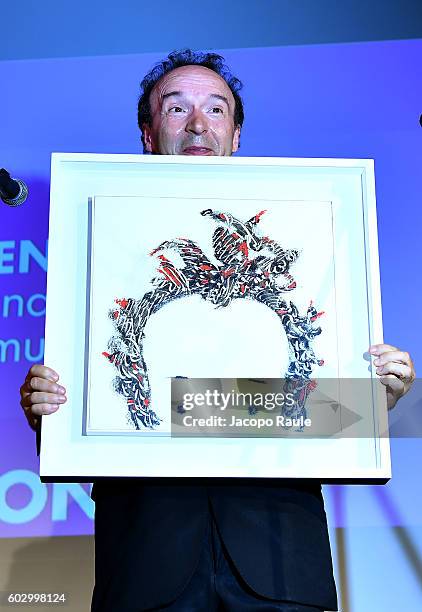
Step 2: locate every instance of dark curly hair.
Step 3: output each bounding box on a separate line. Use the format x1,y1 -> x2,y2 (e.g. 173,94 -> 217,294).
137,49 -> 244,151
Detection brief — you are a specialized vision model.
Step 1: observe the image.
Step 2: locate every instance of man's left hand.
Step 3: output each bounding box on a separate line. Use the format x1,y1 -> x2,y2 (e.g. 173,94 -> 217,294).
369,343 -> 415,409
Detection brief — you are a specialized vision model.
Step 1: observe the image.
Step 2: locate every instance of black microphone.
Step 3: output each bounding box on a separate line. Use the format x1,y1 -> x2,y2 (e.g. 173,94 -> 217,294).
0,168 -> 29,206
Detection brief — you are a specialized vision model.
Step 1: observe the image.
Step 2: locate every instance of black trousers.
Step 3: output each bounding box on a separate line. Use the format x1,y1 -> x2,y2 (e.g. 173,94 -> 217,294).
148,504 -> 326,612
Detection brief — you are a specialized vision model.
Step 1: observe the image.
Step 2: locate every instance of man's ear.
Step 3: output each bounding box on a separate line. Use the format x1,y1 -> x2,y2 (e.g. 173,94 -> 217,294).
142,123 -> 153,153
232,125 -> 241,153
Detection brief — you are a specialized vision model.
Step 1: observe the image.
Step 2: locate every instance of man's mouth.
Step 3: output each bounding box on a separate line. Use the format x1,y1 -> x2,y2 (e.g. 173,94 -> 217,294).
182,146 -> 214,156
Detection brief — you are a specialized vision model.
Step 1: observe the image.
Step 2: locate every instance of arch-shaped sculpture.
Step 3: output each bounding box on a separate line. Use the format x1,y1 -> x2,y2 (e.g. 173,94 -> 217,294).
103,208 -> 325,430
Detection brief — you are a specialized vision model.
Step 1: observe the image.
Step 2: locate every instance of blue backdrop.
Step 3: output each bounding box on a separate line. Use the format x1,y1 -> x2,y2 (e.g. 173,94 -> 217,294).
1,37 -> 422,610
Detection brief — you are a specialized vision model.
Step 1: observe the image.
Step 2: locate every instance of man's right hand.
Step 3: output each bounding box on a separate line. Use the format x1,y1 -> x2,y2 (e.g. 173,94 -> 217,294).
19,365 -> 67,431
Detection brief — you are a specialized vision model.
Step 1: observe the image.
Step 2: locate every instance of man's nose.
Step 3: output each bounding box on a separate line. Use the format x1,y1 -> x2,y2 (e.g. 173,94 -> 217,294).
185,110 -> 208,134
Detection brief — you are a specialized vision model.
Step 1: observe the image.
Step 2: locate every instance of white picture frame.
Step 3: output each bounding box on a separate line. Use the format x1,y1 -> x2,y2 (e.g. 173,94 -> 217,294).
41,153 -> 390,482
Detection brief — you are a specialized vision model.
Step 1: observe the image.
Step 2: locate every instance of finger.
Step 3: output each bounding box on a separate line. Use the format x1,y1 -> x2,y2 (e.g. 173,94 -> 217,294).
20,391 -> 67,408
20,380 -> 57,400
376,362 -> 411,381
373,350 -> 412,367
28,403 -> 60,416
28,377 -> 66,395
379,374 -> 405,394
369,343 -> 399,356
26,364 -> 59,383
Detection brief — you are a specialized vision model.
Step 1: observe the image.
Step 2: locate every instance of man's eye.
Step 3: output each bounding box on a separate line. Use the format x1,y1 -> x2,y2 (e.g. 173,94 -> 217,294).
169,106 -> 185,113
211,107 -> 223,114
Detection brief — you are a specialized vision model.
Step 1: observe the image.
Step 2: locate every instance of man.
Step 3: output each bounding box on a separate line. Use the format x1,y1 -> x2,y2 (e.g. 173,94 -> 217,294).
20,50 -> 415,611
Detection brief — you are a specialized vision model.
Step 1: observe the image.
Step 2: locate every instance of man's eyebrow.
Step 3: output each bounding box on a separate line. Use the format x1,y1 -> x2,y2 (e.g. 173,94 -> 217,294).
161,91 -> 182,101
209,94 -> 230,107
161,91 -> 230,107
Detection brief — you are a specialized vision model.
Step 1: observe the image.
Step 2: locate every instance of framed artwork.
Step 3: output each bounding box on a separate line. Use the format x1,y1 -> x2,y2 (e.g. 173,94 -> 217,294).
41,154 -> 390,481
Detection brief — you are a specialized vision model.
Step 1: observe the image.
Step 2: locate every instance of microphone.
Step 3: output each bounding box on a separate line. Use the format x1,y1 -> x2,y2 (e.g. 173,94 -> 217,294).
0,168 -> 29,206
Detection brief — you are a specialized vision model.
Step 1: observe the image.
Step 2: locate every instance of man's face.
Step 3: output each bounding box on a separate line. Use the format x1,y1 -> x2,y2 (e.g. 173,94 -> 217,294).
142,65 -> 240,156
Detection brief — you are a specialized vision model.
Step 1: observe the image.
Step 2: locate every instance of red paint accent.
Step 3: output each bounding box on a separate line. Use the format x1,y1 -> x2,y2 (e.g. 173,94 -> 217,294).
200,264 -> 213,270
288,282 -> 296,289
241,284 -> 245,293
164,267 -> 182,286
264,271 -> 270,277
144,398 -> 150,406
159,267 -> 182,286
238,241 -> 249,257
254,209 -> 266,223
221,268 -> 235,278
232,232 -> 239,239
219,213 -> 226,220
310,311 -> 325,322
102,351 -> 110,359
115,298 -> 129,309
276,309 -> 288,315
